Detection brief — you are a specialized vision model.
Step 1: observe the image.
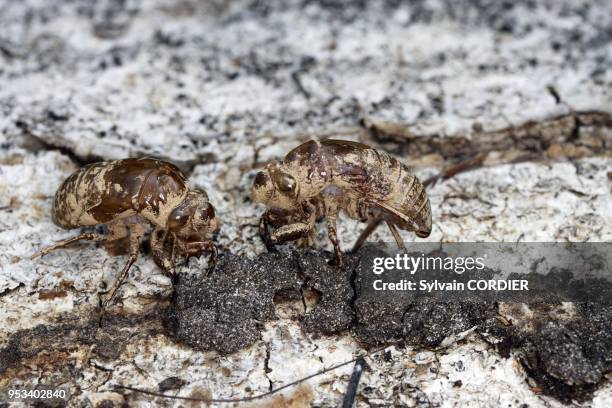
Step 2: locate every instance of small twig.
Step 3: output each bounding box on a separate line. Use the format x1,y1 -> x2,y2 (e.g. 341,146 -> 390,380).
292,71 -> 311,99
423,152 -> 487,188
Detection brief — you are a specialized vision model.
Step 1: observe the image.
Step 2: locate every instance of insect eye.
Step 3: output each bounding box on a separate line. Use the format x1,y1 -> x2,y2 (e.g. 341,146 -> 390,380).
168,205 -> 192,230
276,173 -> 297,195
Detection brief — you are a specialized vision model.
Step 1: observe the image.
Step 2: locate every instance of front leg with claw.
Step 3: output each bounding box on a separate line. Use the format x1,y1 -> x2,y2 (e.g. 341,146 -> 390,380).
270,222 -> 313,244
182,240 -> 218,275
324,199 -> 343,267
150,227 -> 176,276
259,211 -> 277,251
264,201 -> 317,248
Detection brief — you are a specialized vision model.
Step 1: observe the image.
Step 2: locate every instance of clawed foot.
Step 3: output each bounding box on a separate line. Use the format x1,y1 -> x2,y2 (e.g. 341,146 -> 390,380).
332,251 -> 344,268
205,245 -> 217,276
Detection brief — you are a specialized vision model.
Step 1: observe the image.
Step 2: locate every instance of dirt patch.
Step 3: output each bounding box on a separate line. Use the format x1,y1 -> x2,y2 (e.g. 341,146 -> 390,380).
0,311 -> 164,380
163,251 -> 303,354
296,250 -> 356,334
37,279 -> 74,300
481,302 -> 612,403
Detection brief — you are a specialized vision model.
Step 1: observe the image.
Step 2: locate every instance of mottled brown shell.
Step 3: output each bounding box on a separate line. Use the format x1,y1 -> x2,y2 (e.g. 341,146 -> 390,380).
282,139 -> 432,236
52,158 -> 188,229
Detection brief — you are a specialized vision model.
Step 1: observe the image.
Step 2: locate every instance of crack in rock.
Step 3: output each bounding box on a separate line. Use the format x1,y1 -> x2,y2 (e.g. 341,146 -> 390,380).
365,111 -> 612,164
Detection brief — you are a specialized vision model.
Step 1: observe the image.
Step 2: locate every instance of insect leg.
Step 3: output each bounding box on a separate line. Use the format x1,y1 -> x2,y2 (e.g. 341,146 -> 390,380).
351,217 -> 383,253
184,240 -> 218,275
103,224 -> 146,308
259,212 -> 276,251
296,235 -> 312,248
205,241 -> 217,275
325,203 -> 343,267
294,200 -> 319,247
103,254 -> 138,309
385,222 -> 407,253
270,222 -> 312,243
30,232 -> 106,259
150,227 -> 175,276
102,224 -> 134,255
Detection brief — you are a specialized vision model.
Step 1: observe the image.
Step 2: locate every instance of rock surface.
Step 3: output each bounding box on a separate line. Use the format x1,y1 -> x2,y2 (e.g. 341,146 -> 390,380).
0,0 -> 611,406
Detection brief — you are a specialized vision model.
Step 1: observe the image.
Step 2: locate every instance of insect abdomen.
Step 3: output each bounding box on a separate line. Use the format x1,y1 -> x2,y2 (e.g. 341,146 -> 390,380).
321,141 -> 431,236
52,162 -> 115,228
368,152 -> 431,236
395,170 -> 431,237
